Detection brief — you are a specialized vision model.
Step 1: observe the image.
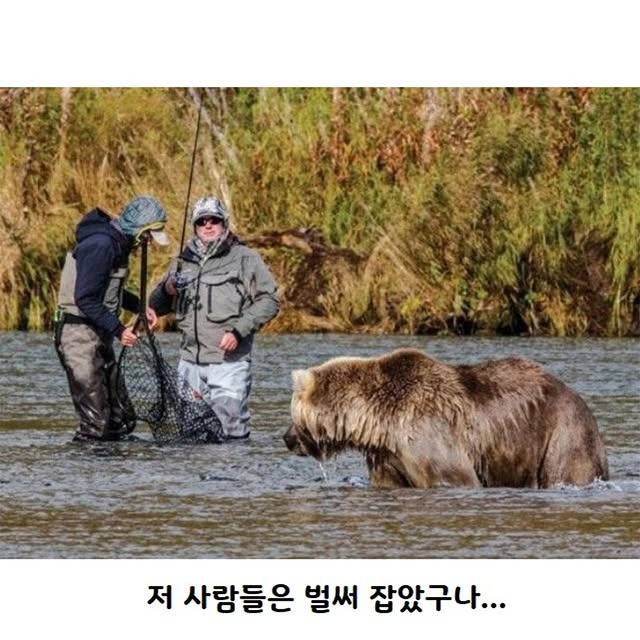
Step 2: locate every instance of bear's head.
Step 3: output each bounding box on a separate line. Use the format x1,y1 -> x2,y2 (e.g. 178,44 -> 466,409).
283,357 -> 379,461
284,352 -> 431,461
284,366 -> 336,461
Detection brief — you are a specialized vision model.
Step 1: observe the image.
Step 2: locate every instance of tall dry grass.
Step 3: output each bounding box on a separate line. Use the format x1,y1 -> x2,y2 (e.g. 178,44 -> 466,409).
0,87 -> 638,335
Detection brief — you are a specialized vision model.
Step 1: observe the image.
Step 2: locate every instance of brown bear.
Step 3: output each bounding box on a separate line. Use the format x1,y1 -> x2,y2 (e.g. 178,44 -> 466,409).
283,349 -> 609,488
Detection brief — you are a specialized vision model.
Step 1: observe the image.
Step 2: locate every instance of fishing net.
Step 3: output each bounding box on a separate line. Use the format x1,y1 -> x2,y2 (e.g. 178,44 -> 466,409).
116,330 -> 225,444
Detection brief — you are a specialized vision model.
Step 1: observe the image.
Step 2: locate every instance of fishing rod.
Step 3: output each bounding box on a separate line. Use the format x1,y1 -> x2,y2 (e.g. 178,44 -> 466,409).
177,88 -> 204,270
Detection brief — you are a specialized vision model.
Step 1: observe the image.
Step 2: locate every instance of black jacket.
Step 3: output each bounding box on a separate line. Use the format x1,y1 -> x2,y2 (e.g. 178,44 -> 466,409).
73,208 -> 139,337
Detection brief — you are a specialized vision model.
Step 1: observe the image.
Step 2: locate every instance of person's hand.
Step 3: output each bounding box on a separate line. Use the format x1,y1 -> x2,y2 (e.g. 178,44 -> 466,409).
164,275 -> 177,296
219,331 -> 239,352
146,308 -> 159,331
119,327 -> 138,348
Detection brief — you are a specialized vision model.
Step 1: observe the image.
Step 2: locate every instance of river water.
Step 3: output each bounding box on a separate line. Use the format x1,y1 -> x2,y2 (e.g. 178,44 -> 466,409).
0,332 -> 638,558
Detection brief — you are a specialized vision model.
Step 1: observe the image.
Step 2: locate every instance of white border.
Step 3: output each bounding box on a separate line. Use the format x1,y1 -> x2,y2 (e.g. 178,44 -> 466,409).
1,1 -> 639,86
0,559 -> 635,637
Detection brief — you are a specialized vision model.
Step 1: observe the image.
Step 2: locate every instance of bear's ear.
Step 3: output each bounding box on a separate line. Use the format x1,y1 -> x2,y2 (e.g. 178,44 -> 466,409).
292,368 -> 313,393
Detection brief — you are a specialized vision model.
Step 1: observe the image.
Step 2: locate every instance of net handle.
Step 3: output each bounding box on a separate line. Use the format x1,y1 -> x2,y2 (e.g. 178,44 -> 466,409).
131,235 -> 150,335
139,235 -> 149,332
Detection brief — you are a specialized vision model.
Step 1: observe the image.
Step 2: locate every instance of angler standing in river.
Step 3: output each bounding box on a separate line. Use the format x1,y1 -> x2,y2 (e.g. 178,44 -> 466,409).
149,196 -> 279,439
54,196 -> 169,442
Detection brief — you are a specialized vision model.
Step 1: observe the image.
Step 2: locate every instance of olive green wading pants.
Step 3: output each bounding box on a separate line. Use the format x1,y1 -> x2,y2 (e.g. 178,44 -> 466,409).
54,321 -> 134,441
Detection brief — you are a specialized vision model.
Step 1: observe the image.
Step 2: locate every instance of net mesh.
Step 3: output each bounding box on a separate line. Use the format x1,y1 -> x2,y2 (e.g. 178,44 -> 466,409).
116,331 -> 225,444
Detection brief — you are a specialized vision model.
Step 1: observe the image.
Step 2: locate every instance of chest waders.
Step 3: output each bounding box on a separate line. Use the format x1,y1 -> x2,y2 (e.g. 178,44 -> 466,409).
54,251 -> 133,441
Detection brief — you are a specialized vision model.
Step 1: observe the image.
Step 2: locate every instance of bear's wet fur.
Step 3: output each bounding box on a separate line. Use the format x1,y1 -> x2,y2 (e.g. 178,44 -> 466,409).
284,349 -> 609,488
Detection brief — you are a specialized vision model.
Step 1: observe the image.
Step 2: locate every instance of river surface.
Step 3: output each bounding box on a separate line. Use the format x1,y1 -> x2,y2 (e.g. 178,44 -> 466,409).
0,332 -> 638,558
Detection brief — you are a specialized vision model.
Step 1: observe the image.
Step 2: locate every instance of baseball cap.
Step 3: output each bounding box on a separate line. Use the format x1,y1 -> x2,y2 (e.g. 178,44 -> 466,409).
191,196 -> 228,225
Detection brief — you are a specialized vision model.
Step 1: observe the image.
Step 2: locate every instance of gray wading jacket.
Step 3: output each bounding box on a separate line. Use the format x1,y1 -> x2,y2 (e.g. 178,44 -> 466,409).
150,235 -> 279,365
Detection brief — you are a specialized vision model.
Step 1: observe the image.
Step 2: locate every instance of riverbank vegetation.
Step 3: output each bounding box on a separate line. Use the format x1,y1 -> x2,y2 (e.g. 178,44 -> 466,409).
0,88 -> 638,335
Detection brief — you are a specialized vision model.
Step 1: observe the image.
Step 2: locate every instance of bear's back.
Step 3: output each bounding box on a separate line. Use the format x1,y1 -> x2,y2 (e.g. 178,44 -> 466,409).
455,357 -> 550,406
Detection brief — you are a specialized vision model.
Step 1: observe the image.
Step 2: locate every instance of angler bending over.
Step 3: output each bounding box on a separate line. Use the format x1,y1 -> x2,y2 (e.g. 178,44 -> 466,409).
55,197 -> 169,442
149,197 -> 279,439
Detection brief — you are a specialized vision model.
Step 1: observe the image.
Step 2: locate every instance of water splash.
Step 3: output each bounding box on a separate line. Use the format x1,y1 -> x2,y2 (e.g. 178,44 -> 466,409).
557,478 -> 624,493
317,461 -> 328,482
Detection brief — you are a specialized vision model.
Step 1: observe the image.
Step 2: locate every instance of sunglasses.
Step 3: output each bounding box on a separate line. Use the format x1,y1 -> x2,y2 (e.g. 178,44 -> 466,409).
195,216 -> 223,227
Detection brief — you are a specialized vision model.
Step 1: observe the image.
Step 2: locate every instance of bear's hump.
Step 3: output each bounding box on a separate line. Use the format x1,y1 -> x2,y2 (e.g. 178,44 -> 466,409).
455,357 -> 550,405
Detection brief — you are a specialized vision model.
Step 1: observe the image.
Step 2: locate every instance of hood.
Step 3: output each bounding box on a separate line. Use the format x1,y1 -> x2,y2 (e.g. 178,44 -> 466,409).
75,208 -> 130,252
